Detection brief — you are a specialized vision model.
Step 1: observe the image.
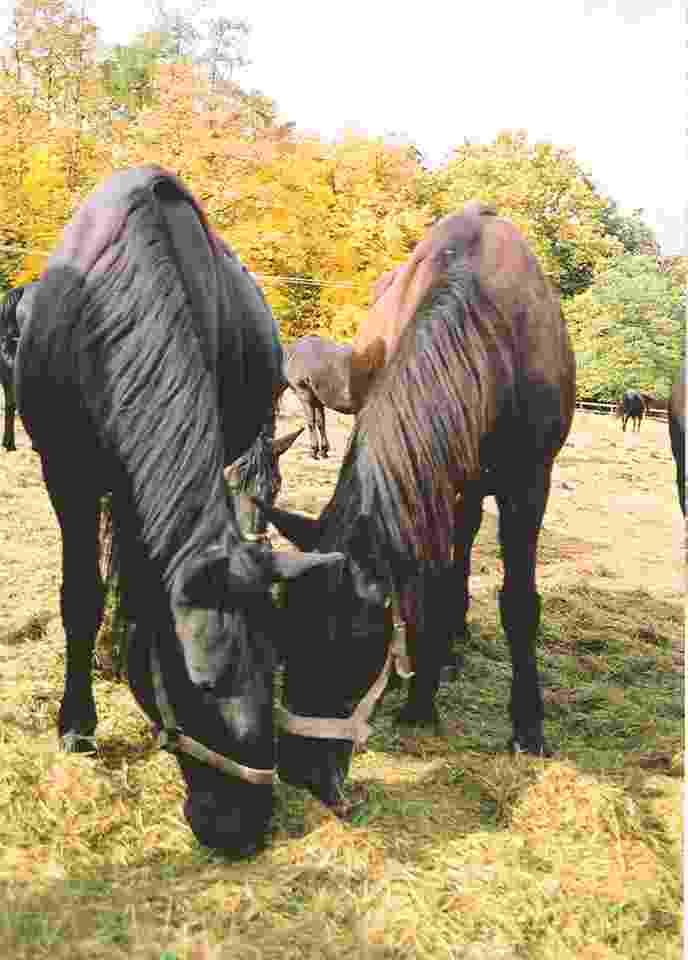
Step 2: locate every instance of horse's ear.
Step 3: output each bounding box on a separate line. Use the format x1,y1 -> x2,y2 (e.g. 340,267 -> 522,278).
251,498 -> 320,550
271,426 -> 304,458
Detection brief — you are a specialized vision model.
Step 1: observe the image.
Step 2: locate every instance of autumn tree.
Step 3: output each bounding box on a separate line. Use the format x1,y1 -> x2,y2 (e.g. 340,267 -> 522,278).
431,130 -> 622,297
200,15 -> 250,85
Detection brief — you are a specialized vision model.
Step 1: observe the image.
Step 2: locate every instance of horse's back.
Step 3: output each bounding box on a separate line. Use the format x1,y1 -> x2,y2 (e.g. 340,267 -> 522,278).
476,214 -> 576,462
285,335 -> 355,413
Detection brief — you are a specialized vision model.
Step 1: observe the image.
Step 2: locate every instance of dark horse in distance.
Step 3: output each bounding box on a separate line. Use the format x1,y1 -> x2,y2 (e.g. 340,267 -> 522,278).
256,203 -> 575,807
616,390 -> 648,432
668,365 -> 685,515
280,335 -> 356,458
15,166 -> 353,856
0,282 -> 37,451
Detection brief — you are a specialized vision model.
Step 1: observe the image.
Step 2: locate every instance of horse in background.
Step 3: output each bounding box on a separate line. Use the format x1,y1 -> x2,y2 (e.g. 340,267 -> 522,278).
668,365 -> 685,515
0,282 -> 37,451
616,390 -> 647,432
259,203 -> 575,807
278,248 -> 454,460
15,166 -> 345,856
280,336 -> 355,458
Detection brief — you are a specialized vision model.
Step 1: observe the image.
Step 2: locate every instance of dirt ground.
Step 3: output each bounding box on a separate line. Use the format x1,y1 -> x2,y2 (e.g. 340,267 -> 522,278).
0,395 -> 684,648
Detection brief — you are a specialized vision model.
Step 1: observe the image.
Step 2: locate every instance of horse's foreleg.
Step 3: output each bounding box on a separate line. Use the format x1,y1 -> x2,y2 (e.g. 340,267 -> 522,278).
42,457 -> 104,751
2,379 -> 16,452
314,403 -> 329,458
294,388 -> 320,459
496,467 -> 551,755
440,494 -> 484,681
396,493 -> 483,726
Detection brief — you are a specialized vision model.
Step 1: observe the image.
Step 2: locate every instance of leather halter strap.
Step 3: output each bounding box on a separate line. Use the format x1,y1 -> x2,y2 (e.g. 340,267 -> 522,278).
274,595 -> 414,749
149,639 -> 276,785
150,595 -> 412,778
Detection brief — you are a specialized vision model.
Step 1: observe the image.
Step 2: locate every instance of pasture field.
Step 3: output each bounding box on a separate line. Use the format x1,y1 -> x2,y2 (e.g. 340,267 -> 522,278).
0,402 -> 683,959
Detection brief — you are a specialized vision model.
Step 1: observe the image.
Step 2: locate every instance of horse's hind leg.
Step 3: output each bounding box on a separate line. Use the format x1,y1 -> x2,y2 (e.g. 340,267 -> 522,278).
2,380 -> 16,451
496,466 -> 551,755
314,403 -> 329,457
42,456 -> 105,751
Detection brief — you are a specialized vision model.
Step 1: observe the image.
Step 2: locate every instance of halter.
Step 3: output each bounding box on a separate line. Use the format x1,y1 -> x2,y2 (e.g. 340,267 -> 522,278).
275,606 -> 414,748
149,638 -> 275,785
149,598 -> 413,783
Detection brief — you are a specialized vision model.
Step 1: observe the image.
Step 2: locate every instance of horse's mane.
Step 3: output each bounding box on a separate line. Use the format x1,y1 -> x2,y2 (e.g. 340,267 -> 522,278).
72,193 -> 232,583
231,422 -> 280,499
348,264 -> 511,578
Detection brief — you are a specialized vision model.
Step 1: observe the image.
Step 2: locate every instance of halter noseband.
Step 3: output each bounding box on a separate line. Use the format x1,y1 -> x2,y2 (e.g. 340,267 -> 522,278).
149,597 -> 412,784
149,638 -> 275,785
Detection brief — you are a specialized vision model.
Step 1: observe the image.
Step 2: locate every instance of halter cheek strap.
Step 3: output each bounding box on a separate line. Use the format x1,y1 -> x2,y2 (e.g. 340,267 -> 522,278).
149,639 -> 276,786
149,595 -> 412,780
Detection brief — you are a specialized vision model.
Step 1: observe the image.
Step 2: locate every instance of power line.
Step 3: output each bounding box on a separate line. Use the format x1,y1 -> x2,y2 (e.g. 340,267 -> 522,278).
0,242 -> 363,289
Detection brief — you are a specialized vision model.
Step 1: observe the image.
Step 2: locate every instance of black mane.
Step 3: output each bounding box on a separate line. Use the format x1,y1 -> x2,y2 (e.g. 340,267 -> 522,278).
17,169 -> 281,585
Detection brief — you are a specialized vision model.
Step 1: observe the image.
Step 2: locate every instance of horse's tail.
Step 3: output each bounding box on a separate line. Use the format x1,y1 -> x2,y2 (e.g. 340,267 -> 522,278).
0,286 -> 26,362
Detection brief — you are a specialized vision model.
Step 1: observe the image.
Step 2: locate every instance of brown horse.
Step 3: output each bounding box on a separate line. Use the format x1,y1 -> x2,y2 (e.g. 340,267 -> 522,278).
280,336 -> 355,458
668,365 -> 685,515
258,203 -> 575,806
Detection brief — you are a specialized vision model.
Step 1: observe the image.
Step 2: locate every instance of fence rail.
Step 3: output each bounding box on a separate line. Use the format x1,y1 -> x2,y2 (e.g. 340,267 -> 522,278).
575,400 -> 668,422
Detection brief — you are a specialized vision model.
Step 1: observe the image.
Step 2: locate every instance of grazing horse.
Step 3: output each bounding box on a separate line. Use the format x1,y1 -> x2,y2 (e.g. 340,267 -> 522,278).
668,365 -> 685,515
616,390 -> 646,432
280,336 -> 355,458
0,282 -> 37,451
15,166 -> 347,856
256,203 -> 575,806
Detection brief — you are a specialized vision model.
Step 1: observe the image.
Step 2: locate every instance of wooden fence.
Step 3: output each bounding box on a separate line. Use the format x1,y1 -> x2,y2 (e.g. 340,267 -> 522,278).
575,400 -> 668,422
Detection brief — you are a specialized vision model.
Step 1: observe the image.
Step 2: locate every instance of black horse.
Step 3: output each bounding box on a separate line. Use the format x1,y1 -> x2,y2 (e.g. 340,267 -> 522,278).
280,335 -> 356,459
616,390 -> 647,432
15,166 -> 347,856
0,282 -> 37,451
668,365 -> 685,515
257,204 -> 575,808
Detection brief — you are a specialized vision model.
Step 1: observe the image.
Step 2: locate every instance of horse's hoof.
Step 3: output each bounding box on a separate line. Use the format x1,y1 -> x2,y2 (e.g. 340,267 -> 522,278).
60,731 -> 97,753
439,654 -> 464,685
311,451 -> 320,460
509,736 -> 551,758
321,450 -> 329,459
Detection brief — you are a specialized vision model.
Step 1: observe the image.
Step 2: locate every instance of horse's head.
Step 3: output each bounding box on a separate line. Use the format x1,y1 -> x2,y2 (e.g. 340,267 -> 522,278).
127,535 -> 346,857
224,427 -> 304,539
252,487 -> 395,811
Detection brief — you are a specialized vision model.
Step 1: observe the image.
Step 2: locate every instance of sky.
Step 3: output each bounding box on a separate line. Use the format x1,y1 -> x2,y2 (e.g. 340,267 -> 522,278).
86,0 -> 685,254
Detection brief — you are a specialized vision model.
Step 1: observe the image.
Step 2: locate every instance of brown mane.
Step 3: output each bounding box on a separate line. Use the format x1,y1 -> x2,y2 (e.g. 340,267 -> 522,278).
349,207 -> 573,576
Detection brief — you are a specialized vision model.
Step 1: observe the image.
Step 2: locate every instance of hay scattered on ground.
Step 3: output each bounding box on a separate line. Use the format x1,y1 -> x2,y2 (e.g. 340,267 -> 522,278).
0,410 -> 682,958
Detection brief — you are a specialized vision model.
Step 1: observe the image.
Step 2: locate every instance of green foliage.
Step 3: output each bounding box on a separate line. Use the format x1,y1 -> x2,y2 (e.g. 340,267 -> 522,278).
432,130 -> 622,298
99,41 -> 159,112
567,254 -> 684,399
596,199 -> 660,256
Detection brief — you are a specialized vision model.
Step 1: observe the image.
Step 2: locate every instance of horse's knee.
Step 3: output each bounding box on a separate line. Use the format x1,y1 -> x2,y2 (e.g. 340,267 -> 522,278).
60,576 -> 105,638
